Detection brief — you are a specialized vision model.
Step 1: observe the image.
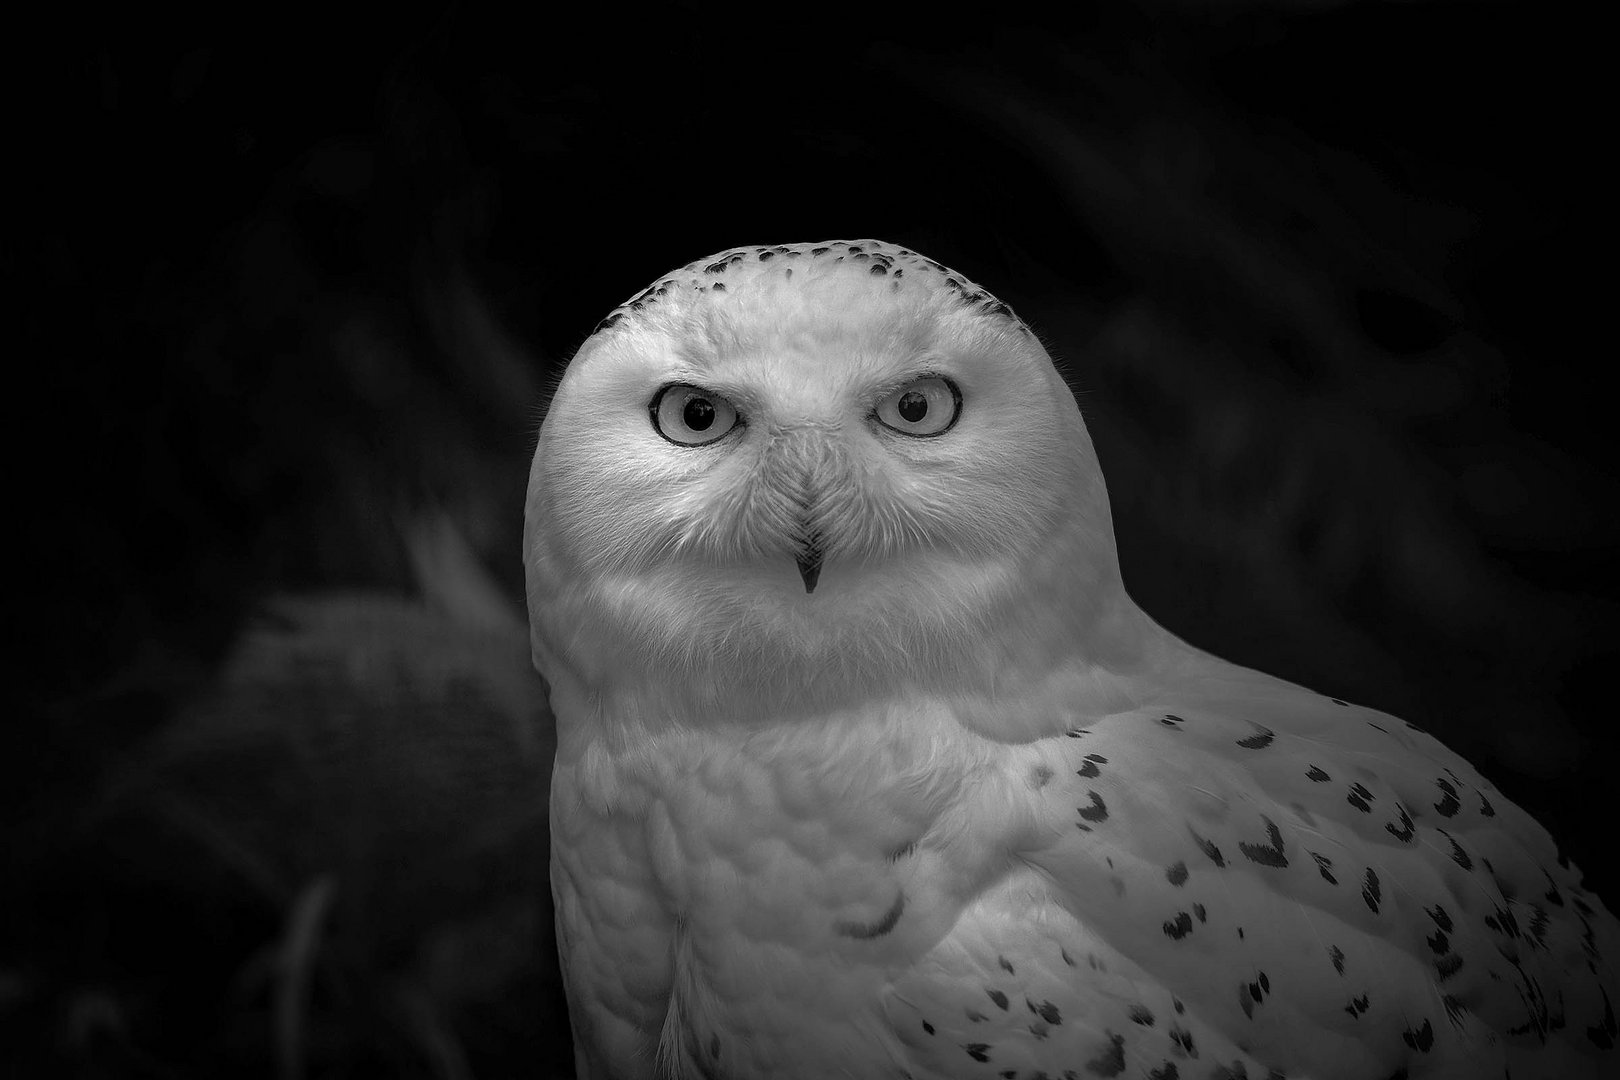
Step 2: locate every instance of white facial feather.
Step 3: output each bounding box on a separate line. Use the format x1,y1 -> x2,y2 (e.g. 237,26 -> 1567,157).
525,240 -> 1129,721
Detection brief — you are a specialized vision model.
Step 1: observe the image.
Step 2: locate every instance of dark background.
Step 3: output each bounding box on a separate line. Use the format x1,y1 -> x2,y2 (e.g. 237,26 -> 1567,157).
8,2 -> 1611,1076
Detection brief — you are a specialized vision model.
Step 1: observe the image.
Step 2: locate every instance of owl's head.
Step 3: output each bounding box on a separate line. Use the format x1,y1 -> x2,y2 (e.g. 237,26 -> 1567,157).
525,241 -> 1134,719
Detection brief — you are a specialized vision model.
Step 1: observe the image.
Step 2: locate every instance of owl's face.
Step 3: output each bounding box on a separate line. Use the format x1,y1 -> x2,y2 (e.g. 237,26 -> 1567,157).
525,242 -> 1124,714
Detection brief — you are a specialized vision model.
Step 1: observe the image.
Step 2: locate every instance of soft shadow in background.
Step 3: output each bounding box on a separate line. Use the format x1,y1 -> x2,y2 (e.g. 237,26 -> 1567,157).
9,3 -> 1610,1077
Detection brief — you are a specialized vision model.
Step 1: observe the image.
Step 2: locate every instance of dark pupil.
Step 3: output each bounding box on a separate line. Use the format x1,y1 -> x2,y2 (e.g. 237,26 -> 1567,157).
683,397 -> 716,431
897,391 -> 929,423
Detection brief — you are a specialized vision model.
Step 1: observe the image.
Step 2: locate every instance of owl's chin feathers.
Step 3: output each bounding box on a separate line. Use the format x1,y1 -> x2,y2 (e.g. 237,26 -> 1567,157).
528,507 -> 1157,732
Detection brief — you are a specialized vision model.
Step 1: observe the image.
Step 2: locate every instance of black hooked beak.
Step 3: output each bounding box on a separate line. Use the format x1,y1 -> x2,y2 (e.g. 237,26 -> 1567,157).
795,531 -> 825,593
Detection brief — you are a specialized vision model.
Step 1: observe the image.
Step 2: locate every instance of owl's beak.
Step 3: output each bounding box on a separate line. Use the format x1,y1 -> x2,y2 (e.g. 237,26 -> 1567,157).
794,530 -> 825,593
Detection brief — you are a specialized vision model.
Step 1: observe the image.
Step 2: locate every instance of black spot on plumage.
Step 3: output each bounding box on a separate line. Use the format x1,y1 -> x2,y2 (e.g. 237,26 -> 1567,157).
1434,778 -> 1461,817
1362,868 -> 1382,913
1438,830 -> 1473,870
987,989 -> 1009,1010
964,1043 -> 991,1062
1084,1031 -> 1126,1076
869,263 -> 887,275
1402,1019 -> 1435,1053
1306,765 -> 1330,782
1239,817 -> 1288,868
1130,1004 -> 1155,1026
1161,714 -> 1185,728
1368,722 -> 1389,734
1442,995 -> 1468,1029
757,250 -> 776,261
1173,997 -> 1184,1015
1061,947 -> 1076,966
998,955 -> 1015,975
1345,994 -> 1370,1018
1164,912 -> 1194,940
810,246 -> 831,256
1426,904 -> 1454,933
1166,861 -> 1189,887
1193,903 -> 1207,923
1028,999 -> 1063,1025
1149,1064 -> 1179,1080
1331,698 -> 1348,706
1078,791 -> 1109,823
1427,928 -> 1449,955
1190,829 -> 1226,868
1329,945 -> 1345,974
1347,783 -> 1374,813
1236,726 -> 1275,749
1385,802 -> 1415,842
923,1020 -> 935,1035
1078,759 -> 1101,779
1484,905 -> 1521,940
1436,954 -> 1464,981
1528,905 -> 1551,946
1066,728 -> 1089,738
965,1008 -> 987,1022
1311,852 -> 1338,885
1169,1024 -> 1197,1057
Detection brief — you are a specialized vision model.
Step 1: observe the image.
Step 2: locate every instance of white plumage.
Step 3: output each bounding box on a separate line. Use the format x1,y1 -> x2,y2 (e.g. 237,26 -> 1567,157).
523,240 -> 1617,1079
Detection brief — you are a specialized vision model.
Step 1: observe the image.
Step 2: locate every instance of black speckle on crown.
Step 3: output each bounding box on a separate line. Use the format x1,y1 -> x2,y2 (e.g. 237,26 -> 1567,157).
591,239 -> 1030,336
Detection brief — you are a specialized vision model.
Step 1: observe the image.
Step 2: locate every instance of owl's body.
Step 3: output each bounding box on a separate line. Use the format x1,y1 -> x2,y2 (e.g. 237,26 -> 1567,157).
525,241 -> 1617,1078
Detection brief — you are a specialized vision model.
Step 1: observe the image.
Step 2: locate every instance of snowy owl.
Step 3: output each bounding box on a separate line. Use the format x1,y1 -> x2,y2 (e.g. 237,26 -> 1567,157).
522,240 -> 1617,1079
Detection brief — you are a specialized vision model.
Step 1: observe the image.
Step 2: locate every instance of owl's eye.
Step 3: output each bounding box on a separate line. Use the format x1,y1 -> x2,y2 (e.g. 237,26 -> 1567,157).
874,376 -> 962,437
650,384 -> 740,446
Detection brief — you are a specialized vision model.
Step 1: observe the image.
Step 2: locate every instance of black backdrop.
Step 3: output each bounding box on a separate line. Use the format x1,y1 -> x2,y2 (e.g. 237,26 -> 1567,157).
10,3 -> 1612,1076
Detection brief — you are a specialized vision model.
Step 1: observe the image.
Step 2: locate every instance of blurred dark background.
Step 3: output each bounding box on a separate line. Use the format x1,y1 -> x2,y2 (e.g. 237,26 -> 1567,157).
7,2 -> 1611,1076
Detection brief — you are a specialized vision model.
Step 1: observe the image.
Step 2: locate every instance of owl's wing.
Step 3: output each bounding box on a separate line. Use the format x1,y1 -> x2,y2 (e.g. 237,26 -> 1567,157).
887,670 -> 1618,1079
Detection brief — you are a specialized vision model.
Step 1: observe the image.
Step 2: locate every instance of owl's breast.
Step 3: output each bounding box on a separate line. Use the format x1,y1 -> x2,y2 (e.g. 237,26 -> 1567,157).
549,696 -> 1070,1078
